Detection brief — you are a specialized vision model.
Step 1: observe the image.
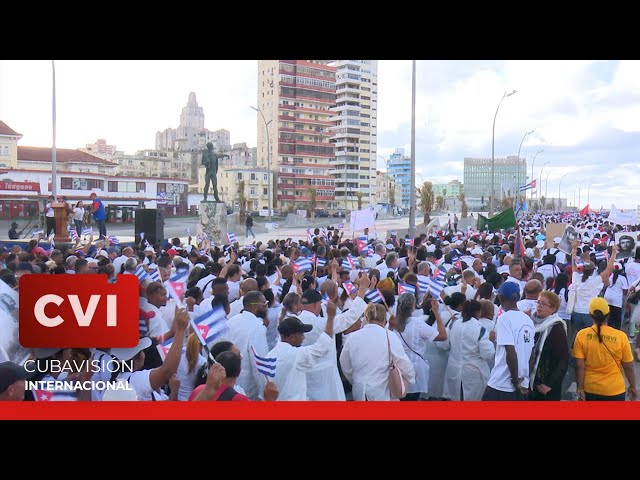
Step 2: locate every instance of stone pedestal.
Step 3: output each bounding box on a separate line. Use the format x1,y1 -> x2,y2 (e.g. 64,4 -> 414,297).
198,202 -> 228,246
52,203 -> 71,243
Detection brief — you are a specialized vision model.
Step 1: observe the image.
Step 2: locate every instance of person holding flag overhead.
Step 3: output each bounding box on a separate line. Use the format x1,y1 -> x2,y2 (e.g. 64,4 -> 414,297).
267,306 -> 336,401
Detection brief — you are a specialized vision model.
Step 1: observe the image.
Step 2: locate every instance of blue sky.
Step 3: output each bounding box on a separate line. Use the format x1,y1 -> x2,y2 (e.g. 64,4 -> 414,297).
1,60 -> 638,209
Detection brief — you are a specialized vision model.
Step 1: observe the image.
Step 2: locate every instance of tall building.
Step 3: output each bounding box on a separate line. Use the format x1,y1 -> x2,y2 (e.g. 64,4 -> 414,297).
216,166 -> 271,213
433,179 -> 463,198
463,156 -> 527,205
328,60 -> 378,210
257,60 -> 337,212
374,170 -> 403,213
84,139 -> 117,158
387,148 -> 411,208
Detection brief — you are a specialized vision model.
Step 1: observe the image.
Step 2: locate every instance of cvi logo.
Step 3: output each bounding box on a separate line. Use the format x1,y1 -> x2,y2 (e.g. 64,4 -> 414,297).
19,274 -> 139,348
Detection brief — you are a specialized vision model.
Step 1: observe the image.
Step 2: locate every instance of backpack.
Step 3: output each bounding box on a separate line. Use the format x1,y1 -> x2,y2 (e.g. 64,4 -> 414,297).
216,386 -> 240,401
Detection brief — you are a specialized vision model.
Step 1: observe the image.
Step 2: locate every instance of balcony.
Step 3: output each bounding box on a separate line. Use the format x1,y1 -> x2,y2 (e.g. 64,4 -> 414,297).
278,115 -> 334,126
278,195 -> 335,201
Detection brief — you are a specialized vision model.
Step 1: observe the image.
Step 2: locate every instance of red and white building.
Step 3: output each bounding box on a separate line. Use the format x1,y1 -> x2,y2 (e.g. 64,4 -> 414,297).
0,121 -> 192,220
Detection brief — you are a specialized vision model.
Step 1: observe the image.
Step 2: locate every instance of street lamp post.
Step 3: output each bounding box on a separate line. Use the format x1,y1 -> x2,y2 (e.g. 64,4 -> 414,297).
409,60 -> 416,237
250,106 -> 272,222
578,181 -> 583,207
545,170 -> 552,199
516,129 -> 534,207
539,161 -> 550,203
490,89 -> 517,216
587,183 -> 592,205
529,149 -> 543,205
558,173 -> 567,211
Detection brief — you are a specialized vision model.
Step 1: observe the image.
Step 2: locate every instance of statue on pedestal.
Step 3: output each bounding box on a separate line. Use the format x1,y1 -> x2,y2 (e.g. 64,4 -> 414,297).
202,142 -> 221,203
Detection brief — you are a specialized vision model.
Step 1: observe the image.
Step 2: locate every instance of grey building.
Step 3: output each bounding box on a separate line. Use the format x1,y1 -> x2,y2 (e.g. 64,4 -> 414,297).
463,156 -> 527,204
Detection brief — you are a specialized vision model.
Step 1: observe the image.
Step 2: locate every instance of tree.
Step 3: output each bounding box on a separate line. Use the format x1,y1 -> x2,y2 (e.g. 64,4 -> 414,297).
238,180 -> 246,220
356,192 -> 363,210
459,192 -> 468,218
540,196 -> 547,211
307,187 -> 317,219
500,196 -> 515,210
443,188 -> 447,199
436,195 -> 445,211
549,198 -> 556,211
418,181 -> 434,224
389,184 -> 396,213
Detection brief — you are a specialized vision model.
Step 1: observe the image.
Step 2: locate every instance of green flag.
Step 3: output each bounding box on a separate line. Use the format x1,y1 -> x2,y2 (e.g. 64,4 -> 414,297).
477,208 -> 516,231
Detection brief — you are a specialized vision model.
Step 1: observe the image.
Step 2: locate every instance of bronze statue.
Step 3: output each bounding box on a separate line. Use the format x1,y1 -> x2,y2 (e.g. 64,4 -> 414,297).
202,142 -> 221,202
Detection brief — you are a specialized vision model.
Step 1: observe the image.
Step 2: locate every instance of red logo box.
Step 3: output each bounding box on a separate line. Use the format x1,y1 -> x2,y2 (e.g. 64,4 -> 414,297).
19,274 -> 139,348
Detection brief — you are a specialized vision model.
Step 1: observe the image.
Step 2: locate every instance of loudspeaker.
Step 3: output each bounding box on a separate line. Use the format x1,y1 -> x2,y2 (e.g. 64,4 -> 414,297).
135,209 -> 164,246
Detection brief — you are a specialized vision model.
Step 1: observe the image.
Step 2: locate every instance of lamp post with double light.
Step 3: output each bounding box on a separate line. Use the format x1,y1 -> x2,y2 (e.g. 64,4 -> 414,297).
489,89 -> 517,216
250,106 -> 272,222
516,129 -> 534,207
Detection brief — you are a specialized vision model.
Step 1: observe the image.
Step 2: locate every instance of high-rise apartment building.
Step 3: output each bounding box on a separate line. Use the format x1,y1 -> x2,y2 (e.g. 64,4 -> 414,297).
257,60 -> 337,212
328,60 -> 378,210
463,156 -> 527,204
387,148 -> 411,208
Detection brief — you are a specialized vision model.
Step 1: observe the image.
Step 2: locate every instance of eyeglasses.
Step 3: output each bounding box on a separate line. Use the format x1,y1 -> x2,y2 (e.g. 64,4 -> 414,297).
536,300 -> 552,308
249,301 -> 269,306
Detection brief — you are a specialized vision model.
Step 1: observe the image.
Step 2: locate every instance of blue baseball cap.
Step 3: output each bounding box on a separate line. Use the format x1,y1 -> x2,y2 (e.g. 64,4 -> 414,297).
498,281 -> 520,301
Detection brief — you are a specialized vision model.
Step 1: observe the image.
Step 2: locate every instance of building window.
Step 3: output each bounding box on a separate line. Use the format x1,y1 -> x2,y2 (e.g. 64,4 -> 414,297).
157,183 -> 166,193
136,182 -> 146,192
263,174 -> 268,182
61,177 -> 73,189
108,181 -> 118,192
263,188 -> 268,195
250,188 -> 256,195
237,173 -> 243,180
251,173 -> 256,180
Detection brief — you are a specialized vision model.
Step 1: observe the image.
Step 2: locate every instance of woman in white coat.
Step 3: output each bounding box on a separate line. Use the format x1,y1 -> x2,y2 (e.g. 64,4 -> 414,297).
392,293 -> 447,400
443,299 -> 495,401
340,303 -> 415,401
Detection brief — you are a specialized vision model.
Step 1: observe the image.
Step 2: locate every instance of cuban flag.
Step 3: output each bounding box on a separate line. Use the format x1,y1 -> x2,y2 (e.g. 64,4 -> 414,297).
166,269 -> 188,308
405,238 -> 414,247
320,227 -> 327,238
48,232 -> 55,242
454,258 -> 463,271
314,256 -> 327,268
108,236 -> 120,245
519,179 -> 536,192
595,249 -> 609,262
357,237 -> 368,254
134,265 -> 149,282
227,232 -> 237,243
398,283 -> 416,295
342,280 -> 356,296
69,230 -> 79,242
426,277 -> 446,297
417,275 -> 430,294
251,346 -> 276,378
273,223 -> 279,229
292,257 -> 312,273
434,267 -> 446,282
365,288 -> 384,304
199,248 -> 206,256
337,223 -> 344,229
191,304 -> 227,347
390,230 -> 397,237
82,227 -> 93,236
148,269 -> 161,283
34,390 -> 54,401
144,239 -> 152,248
185,228 -> 190,236
156,337 -> 174,361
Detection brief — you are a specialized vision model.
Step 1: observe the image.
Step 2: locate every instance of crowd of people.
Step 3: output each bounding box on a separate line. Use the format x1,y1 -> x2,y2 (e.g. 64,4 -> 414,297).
0,208 -> 638,402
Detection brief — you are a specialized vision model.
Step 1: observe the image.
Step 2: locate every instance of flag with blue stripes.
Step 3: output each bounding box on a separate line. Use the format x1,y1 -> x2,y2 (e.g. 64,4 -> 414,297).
108,236 -> 120,245
273,223 -> 279,229
398,283 -> 416,295
31,228 -> 44,237
227,232 -> 237,243
390,230 -> 397,237
148,269 -> 161,282
417,275 -> 430,294
342,281 -> 356,296
69,230 -> 79,241
191,304 -> 227,347
251,346 -> 276,378
365,288 -> 384,304
405,238 -> 414,247
134,265 -> 149,282
315,256 -> 327,268
595,250 -> 609,262
292,257 -> 312,273
337,223 -> 344,229
357,237 -> 368,254
426,277 -> 446,297
156,337 -> 174,361
82,227 -> 93,236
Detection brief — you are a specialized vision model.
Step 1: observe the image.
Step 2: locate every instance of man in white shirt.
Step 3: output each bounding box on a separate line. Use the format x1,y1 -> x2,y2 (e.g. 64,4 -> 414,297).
503,261 -> 527,291
364,243 -> 385,270
112,247 -> 135,276
228,278 -> 258,319
268,310 -> 336,400
377,252 -> 399,280
516,279 -> 543,315
141,281 -> 172,338
226,291 -> 270,400
482,281 -> 535,400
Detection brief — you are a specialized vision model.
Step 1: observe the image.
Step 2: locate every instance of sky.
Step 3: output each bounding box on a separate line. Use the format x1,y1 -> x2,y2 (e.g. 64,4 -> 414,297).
1,60 -> 639,210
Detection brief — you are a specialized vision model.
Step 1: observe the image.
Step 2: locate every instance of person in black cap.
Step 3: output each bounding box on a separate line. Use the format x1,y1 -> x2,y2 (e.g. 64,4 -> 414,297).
8,222 -> 19,240
0,361 -> 32,401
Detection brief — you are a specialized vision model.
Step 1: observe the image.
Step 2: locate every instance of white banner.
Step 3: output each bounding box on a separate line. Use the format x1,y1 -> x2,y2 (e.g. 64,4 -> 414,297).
608,204 -> 637,226
350,208 -> 376,232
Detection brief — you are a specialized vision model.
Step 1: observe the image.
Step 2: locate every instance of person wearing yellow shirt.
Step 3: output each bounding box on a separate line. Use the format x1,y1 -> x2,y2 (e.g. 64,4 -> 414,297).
573,297 -> 638,401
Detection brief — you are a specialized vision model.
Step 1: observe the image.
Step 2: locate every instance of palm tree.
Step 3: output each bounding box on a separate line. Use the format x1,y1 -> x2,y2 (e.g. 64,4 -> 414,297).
436,195 -> 444,211
500,196 -> 514,210
356,192 -> 363,210
419,181 -> 434,224
238,180 -> 246,220
459,192 -> 468,218
389,184 -> 396,213
307,187 -> 317,219
540,196 -> 547,211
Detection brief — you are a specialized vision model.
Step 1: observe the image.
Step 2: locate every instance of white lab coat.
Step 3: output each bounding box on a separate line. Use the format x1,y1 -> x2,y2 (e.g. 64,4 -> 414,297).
226,311 -> 269,400
423,309 -> 459,398
340,323 -> 415,401
393,315 -> 439,395
268,333 -> 333,400
298,296 -> 367,400
443,317 -> 495,400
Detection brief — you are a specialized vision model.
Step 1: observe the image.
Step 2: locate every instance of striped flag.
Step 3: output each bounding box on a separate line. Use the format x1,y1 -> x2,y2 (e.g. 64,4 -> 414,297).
417,275 -> 430,294
156,337 -> 174,361
405,238 -> 414,247
454,258 -> 463,271
314,256 -> 327,268
342,280 -> 356,296
82,227 -> 93,236
34,390 -> 54,401
398,283 -> 416,295
227,232 -> 237,243
426,277 -> 446,297
69,230 -> 79,241
191,304 -> 227,347
31,228 -> 44,237
519,180 -> 536,192
337,223 -> 344,229
390,230 -> 397,237
365,288 -> 384,304
357,237 -> 368,254
108,236 -> 120,245
292,257 -> 312,273
166,269 -> 188,308
148,269 -> 161,282
48,232 -> 55,242
595,249 -> 609,262
134,265 -> 149,282
273,223 -> 279,229
251,346 -> 276,378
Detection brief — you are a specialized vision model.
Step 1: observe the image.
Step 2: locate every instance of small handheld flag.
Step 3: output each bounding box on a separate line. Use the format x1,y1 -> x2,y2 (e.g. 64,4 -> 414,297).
191,305 -> 227,347
251,346 -> 276,378
227,232 -> 237,243
398,283 -> 416,295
